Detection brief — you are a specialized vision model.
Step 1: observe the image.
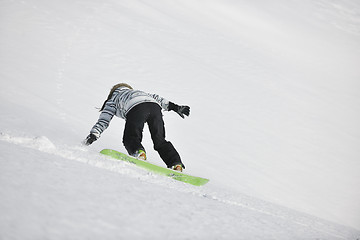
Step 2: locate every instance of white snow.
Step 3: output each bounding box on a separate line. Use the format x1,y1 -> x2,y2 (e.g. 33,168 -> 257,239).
1,0 -> 360,239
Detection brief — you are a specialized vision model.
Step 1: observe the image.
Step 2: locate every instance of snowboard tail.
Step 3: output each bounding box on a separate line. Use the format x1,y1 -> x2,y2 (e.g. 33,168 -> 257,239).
100,149 -> 209,186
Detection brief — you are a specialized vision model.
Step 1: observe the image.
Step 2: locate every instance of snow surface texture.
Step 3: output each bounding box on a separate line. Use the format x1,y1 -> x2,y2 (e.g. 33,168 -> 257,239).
0,0 -> 359,239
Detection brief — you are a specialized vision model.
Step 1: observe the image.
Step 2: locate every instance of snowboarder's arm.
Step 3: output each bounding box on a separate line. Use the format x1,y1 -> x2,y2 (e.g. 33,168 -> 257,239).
83,100 -> 116,145
147,93 -> 170,110
147,93 -> 190,118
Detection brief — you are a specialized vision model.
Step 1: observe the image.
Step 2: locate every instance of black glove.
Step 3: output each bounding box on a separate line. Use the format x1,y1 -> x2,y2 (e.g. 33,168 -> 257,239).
83,133 -> 98,146
169,102 -> 190,119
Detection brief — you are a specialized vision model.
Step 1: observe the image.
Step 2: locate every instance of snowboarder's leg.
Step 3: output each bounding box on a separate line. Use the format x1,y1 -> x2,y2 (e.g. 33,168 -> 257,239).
147,104 -> 185,169
123,105 -> 147,156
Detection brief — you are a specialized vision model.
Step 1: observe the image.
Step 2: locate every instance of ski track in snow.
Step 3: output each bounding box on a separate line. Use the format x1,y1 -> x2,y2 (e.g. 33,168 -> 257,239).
0,132 -> 358,239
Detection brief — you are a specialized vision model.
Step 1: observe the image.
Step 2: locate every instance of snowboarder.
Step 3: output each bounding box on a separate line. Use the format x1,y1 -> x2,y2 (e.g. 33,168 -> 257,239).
83,83 -> 190,172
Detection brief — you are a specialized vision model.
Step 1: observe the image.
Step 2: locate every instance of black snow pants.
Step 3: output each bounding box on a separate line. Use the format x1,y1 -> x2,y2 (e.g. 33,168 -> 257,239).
123,102 -> 184,169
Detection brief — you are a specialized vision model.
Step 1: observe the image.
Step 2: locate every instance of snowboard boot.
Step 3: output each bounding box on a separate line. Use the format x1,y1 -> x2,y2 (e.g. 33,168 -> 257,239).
172,164 -> 183,172
134,150 -> 146,160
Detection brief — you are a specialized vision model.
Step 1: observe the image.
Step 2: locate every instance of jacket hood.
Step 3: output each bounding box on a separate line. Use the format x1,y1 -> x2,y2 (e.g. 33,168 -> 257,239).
100,83 -> 133,111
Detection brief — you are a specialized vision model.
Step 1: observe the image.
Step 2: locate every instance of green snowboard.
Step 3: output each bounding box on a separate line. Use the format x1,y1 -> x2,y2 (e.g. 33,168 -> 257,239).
100,149 -> 209,186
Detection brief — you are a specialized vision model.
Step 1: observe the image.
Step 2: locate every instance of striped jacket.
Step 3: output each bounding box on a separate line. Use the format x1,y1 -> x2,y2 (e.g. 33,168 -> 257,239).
90,88 -> 170,138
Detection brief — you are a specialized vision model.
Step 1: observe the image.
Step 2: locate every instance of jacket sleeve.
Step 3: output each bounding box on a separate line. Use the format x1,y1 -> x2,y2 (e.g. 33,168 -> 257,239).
147,93 -> 170,110
90,100 -> 116,138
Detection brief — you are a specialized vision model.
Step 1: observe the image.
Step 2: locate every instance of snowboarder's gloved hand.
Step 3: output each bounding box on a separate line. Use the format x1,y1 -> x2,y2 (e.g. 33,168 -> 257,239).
169,102 -> 190,119
83,133 -> 98,146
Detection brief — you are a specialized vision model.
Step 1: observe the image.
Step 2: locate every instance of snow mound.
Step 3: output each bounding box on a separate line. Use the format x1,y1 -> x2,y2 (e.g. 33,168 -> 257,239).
0,133 -> 56,152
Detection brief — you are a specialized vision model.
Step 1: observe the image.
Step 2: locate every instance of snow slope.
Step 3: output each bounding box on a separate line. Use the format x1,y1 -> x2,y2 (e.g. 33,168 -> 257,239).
0,135 -> 358,240
1,0 -> 360,238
